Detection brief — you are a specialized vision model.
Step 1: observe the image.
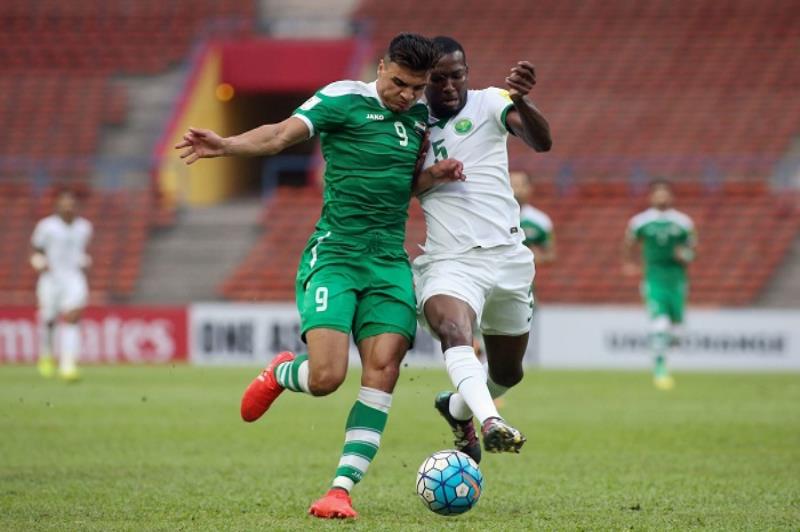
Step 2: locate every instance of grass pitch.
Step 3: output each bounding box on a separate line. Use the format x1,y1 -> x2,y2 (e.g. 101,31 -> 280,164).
1,366 -> 798,531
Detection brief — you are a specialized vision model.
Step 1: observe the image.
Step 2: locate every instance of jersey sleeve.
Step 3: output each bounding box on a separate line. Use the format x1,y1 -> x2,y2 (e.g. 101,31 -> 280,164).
292,85 -> 349,137
484,87 -> 516,134
626,216 -> 642,241
31,219 -> 48,249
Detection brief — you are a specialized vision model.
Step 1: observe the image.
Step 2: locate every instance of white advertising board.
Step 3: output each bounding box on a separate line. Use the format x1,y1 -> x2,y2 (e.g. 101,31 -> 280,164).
189,303 -> 443,366
537,306 -> 800,371
190,303 -> 800,371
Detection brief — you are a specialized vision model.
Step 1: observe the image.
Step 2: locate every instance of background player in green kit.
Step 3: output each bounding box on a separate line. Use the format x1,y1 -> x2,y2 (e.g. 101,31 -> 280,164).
175,34 -> 463,519
510,170 -> 555,263
623,180 -> 697,390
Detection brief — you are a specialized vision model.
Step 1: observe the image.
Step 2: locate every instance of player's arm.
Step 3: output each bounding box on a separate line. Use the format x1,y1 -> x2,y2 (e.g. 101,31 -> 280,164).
622,228 -> 641,277
29,245 -> 48,273
29,221 -> 48,273
175,117 -> 310,165
504,61 -> 552,152
81,222 -> 93,272
413,159 -> 466,196
674,227 -> 698,266
531,233 -> 556,263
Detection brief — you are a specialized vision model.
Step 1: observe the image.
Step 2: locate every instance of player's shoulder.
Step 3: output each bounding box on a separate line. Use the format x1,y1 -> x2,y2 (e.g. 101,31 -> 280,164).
75,217 -> 93,231
318,80 -> 376,99
665,209 -> 694,229
520,204 -> 553,230
472,86 -> 513,102
628,208 -> 659,229
35,214 -> 59,229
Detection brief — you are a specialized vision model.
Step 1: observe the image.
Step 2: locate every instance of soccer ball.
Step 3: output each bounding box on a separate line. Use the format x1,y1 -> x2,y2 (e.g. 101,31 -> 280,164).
416,449 -> 483,515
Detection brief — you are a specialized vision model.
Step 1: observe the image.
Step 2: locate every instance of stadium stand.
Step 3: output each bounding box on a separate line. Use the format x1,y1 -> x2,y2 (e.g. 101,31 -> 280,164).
0,0 -> 255,178
0,184 -> 158,305
221,182 -> 800,305
218,0 -> 800,305
0,0 -> 256,303
356,0 -> 800,183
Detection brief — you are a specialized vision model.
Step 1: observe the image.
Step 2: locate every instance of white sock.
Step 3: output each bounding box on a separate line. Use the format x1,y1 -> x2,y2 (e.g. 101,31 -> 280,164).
449,373 -> 512,420
296,360 -> 310,394
444,346 -> 498,424
59,323 -> 80,372
38,322 -> 54,358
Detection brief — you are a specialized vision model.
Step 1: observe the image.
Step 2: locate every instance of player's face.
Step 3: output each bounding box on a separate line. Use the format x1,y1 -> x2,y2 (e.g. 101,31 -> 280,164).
650,185 -> 673,210
376,60 -> 429,113
56,194 -> 77,222
426,51 -> 469,119
509,171 -> 532,204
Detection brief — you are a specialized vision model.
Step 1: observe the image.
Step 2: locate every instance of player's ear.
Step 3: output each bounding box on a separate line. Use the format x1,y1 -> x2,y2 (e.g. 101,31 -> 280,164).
377,59 -> 385,77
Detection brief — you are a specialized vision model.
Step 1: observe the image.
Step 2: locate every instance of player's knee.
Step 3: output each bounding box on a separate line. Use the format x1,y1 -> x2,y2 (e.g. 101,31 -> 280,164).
307,368 -> 345,396
363,360 -> 400,392
490,365 -> 524,388
436,318 -> 471,348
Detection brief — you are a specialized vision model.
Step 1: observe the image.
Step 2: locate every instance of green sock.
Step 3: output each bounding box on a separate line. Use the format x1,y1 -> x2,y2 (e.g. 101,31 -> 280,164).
275,354 -> 309,393
331,387 -> 392,492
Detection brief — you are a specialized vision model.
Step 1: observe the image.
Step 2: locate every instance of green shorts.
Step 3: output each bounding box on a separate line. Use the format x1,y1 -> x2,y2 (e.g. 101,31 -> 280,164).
295,231 -> 417,345
641,278 -> 687,324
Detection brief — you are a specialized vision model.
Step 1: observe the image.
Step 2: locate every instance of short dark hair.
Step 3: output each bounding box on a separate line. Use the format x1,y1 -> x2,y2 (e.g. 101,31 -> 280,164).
386,33 -> 439,72
649,178 -> 672,190
432,36 -> 467,64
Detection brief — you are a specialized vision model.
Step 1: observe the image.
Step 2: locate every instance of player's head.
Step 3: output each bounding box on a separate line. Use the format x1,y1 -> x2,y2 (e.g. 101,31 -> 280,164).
510,170 -> 534,205
426,36 -> 469,119
377,33 -> 438,113
55,189 -> 78,222
649,179 -> 674,210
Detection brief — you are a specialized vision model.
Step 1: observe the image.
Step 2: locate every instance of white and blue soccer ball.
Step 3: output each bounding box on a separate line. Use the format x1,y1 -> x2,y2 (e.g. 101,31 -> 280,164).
416,449 -> 483,515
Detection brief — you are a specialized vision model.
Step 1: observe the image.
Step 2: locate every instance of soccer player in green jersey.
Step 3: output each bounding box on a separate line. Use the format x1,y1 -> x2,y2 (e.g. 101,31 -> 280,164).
175,33 -> 463,519
623,180 -> 697,390
510,170 -> 555,263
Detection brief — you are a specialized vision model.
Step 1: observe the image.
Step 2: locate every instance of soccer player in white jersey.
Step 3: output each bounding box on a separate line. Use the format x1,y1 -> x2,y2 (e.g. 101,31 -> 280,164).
414,36 -> 552,462
30,189 -> 92,381
510,170 -> 555,262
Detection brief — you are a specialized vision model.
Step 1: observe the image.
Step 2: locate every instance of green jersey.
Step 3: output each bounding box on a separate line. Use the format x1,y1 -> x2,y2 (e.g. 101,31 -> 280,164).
627,208 -> 696,283
520,203 -> 553,248
293,80 -> 428,249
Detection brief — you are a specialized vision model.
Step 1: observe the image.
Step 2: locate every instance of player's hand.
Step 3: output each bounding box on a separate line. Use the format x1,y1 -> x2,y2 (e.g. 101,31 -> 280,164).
174,127 -> 227,165
622,262 -> 640,277
505,61 -> 536,98
429,158 -> 465,183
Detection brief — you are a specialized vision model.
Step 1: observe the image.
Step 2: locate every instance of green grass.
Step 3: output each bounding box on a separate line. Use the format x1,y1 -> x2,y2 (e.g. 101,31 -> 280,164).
0,366 -> 798,531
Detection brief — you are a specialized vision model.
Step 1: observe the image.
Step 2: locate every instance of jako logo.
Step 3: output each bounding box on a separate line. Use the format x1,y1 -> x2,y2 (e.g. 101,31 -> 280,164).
366,113 -> 385,121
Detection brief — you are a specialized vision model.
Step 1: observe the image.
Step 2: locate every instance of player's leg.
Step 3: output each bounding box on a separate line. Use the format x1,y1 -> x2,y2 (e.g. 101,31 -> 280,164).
240,266 -> 356,421
644,281 -> 674,389
35,274 -> 57,378
56,274 -> 88,381
472,244 -> 534,452
309,259 -> 415,518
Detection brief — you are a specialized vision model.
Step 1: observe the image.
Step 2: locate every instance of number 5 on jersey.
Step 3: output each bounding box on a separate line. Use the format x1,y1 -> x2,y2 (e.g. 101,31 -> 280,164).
432,139 -> 448,162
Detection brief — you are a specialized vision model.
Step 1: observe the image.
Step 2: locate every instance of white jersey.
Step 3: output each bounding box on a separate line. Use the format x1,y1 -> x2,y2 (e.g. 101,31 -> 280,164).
419,87 -> 520,254
31,215 -> 92,276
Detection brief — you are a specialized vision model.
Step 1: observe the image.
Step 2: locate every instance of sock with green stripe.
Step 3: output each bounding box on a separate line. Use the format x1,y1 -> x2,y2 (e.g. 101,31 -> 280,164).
331,386 -> 392,493
274,354 -> 310,393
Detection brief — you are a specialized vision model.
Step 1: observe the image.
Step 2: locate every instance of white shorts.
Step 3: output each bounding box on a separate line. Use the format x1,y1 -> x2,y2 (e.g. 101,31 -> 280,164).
37,272 -> 88,321
413,244 -> 535,337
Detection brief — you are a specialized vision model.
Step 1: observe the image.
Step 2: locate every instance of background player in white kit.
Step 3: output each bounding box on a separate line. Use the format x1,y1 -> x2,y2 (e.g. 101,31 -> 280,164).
414,36 -> 552,462
30,189 -> 92,381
